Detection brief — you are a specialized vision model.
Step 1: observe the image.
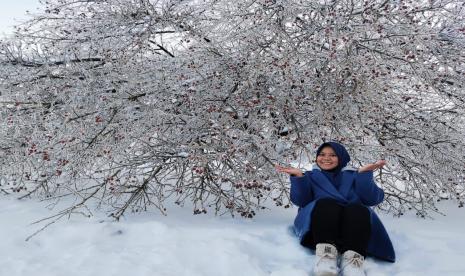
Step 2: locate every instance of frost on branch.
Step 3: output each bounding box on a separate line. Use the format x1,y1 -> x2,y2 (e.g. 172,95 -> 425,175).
1,0 -> 464,220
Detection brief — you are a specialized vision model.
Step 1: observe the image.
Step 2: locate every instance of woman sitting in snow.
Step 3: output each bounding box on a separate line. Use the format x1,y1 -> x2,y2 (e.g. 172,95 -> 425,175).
275,142 -> 395,276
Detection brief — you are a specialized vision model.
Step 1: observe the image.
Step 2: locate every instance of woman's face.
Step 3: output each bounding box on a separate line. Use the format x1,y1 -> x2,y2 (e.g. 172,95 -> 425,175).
316,146 -> 339,171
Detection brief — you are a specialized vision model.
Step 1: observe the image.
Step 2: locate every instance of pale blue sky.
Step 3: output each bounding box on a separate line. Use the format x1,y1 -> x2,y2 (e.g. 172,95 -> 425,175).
0,0 -> 41,36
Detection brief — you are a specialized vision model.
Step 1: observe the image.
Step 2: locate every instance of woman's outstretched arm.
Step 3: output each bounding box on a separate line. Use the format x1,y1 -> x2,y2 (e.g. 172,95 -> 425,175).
355,160 -> 386,206
275,165 -> 313,207
358,160 -> 386,173
275,164 -> 304,177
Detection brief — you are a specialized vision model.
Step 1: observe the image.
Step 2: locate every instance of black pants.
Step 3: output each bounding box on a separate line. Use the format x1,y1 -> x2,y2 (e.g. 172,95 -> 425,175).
302,198 -> 371,256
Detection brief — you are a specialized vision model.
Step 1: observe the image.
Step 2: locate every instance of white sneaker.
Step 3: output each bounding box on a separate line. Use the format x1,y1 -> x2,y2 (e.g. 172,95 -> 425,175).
313,243 -> 338,276
341,250 -> 366,276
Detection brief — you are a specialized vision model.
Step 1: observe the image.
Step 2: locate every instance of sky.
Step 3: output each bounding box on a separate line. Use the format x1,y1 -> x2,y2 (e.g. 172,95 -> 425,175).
0,0 -> 41,36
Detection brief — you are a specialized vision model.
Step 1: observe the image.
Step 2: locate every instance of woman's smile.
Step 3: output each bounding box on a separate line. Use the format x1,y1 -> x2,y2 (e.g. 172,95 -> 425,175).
316,146 -> 339,170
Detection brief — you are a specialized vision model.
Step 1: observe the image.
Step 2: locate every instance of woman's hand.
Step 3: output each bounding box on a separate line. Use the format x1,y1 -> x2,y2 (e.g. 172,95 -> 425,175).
358,160 -> 386,173
275,164 -> 304,177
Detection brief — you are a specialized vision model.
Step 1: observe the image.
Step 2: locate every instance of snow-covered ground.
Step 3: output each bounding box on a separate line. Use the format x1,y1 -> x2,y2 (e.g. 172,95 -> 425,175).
1,196 -> 465,276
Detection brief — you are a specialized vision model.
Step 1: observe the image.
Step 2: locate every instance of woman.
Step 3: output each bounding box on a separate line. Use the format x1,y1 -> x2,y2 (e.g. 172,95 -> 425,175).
275,142 -> 395,276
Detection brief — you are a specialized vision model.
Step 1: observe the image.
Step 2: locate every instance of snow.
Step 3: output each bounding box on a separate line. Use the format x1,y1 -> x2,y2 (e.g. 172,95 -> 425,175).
1,197 -> 465,276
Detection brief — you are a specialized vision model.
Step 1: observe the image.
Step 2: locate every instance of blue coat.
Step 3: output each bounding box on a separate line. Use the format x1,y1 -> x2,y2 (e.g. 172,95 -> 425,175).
290,165 -> 396,262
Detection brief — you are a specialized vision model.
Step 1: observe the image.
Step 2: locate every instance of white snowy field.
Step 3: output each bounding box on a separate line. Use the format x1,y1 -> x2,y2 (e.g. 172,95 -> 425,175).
1,197 -> 465,276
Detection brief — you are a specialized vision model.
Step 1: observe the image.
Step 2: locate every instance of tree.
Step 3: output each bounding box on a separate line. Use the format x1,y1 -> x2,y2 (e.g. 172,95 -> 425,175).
1,0 -> 464,221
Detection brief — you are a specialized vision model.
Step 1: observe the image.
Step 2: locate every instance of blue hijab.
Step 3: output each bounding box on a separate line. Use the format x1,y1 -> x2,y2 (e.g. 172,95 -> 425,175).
316,142 -> 351,188
316,142 -> 351,171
